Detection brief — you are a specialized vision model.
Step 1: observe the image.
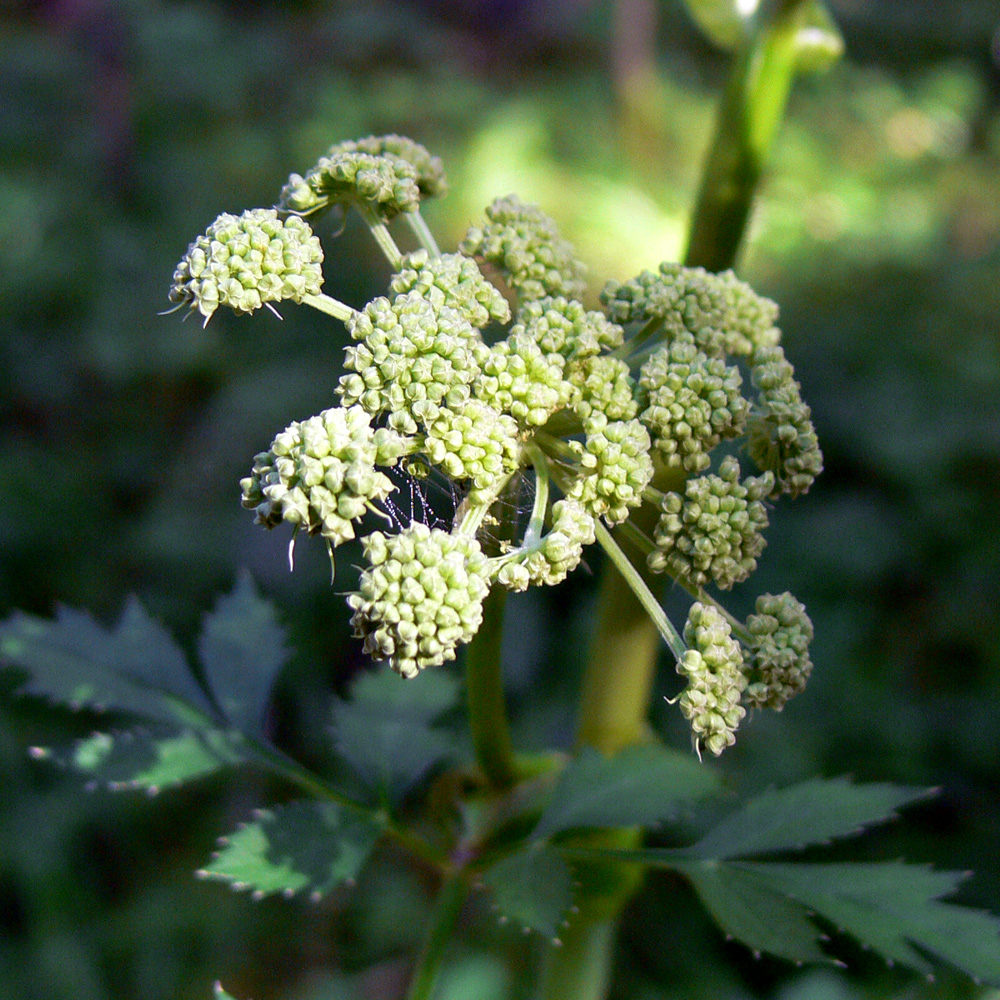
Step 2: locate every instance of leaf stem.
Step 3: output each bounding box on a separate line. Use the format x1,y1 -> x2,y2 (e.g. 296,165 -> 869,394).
404,868 -> 469,1000
356,202 -> 404,270
301,293 -> 355,323
405,209 -> 441,257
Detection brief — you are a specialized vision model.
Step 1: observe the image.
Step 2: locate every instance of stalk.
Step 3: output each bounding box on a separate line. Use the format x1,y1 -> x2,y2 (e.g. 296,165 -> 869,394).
404,869 -> 469,1000
539,4 -> 814,996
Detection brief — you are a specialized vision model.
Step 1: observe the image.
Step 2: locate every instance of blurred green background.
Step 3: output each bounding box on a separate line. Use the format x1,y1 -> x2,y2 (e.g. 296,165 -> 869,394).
2,1 -> 999,998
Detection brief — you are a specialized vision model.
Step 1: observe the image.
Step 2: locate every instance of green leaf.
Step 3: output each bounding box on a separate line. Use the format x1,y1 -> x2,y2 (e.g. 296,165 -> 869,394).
790,0 -> 844,73
0,600 -> 214,724
746,861 -> 1000,984
198,572 -> 289,737
198,800 -> 383,900
332,669 -> 459,805
532,745 -> 720,840
213,984 -> 244,1000
481,845 -> 575,940
680,0 -> 750,50
68,728 -> 246,792
672,858 -> 829,964
686,777 -> 931,859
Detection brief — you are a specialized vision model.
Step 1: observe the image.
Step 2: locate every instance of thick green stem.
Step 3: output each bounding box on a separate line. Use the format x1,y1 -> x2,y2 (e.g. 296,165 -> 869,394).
537,912 -> 618,1000
465,586 -> 517,790
685,0 -> 813,271
405,869 -> 469,1000
301,292 -> 355,323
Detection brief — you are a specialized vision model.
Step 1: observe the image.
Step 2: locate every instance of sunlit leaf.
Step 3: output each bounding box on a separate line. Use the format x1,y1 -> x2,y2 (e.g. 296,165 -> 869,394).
332,669 -> 459,805
198,572 -> 289,736
481,845 -> 574,939
69,728 -> 246,791
0,600 -> 214,724
685,777 -> 931,859
672,858 -> 829,964
532,745 -> 720,840
198,800 -> 383,900
792,0 -> 844,73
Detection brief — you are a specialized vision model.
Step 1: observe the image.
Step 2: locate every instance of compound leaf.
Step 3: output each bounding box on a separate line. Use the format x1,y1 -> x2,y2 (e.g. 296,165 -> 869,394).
68,728 -> 246,792
746,861 -> 1000,984
481,845 -> 575,940
0,600 -> 213,724
533,744 -> 720,840
199,800 -> 383,900
672,858 -> 829,964
332,669 -> 459,805
686,777 -> 931,859
198,572 -> 289,737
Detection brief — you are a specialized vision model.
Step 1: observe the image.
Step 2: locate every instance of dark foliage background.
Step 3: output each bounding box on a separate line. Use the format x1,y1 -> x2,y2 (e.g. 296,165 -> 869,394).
1,1 -> 999,998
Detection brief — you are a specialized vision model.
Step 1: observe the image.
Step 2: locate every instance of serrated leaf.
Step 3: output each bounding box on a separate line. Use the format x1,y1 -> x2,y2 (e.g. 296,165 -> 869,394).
482,846 -> 574,939
686,777 -> 931,859
198,572 -> 288,737
672,858 -> 829,964
532,745 -> 720,841
199,800 -> 382,899
0,601 -> 214,724
69,728 -> 246,791
746,861 -> 1000,984
332,669 -> 459,805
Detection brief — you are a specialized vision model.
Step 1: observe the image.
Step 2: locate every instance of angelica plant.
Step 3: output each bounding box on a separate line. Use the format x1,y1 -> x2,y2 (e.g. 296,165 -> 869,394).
2,7 -> 999,999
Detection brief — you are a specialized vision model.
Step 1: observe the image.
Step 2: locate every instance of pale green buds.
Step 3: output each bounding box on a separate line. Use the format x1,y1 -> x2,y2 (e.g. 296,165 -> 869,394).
567,355 -> 638,423
169,209 -> 323,323
335,135 -> 447,200
639,338 -> 749,474
743,592 -> 814,710
240,405 -> 408,546
391,250 -> 511,328
678,602 -> 747,757
649,456 -> 773,589
348,524 -> 491,677
460,196 -> 587,302
496,499 -> 596,591
567,416 -> 654,525
513,296 -> 624,359
747,344 -> 823,498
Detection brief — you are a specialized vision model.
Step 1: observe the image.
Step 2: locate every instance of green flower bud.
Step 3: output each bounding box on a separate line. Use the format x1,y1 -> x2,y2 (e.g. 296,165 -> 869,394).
474,331 -> 574,428
240,405 -> 407,546
339,291 -> 487,435
513,296 -> 624,359
639,338 -> 749,474
421,399 -> 521,504
567,416 -> 654,525
460,196 -> 587,302
747,344 -> 823,498
332,135 -> 447,199
390,250 -> 510,328
278,149 -> 421,219
649,456 -> 773,589
601,263 -> 780,358
347,524 -> 490,677
677,602 -> 747,757
743,592 -> 814,710
567,354 -> 638,423
169,209 -> 323,323
496,499 -> 596,591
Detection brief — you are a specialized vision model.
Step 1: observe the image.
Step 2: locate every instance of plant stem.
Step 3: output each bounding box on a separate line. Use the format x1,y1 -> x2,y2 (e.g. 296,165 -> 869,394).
404,869 -> 469,1000
301,292 -> 355,323
465,586 -> 517,790
684,0 -> 814,272
405,209 -> 441,257
356,202 -> 404,270
537,912 -> 618,1000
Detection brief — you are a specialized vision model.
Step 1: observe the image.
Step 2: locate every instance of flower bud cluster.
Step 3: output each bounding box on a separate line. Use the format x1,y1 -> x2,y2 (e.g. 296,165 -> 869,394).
496,499 -> 596,591
567,355 -> 638,423
475,332 -> 574,428
239,406 -> 407,546
513,297 -> 624,358
567,417 -> 654,525
348,525 -> 490,678
460,197 -> 588,302
639,338 -> 749,473
677,603 -> 747,757
339,292 -> 485,435
601,263 -> 780,358
390,250 -> 511,328
743,592 -> 814,710
649,456 -> 773,589
169,209 -> 324,323
747,345 -> 823,498
336,135 -> 447,199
